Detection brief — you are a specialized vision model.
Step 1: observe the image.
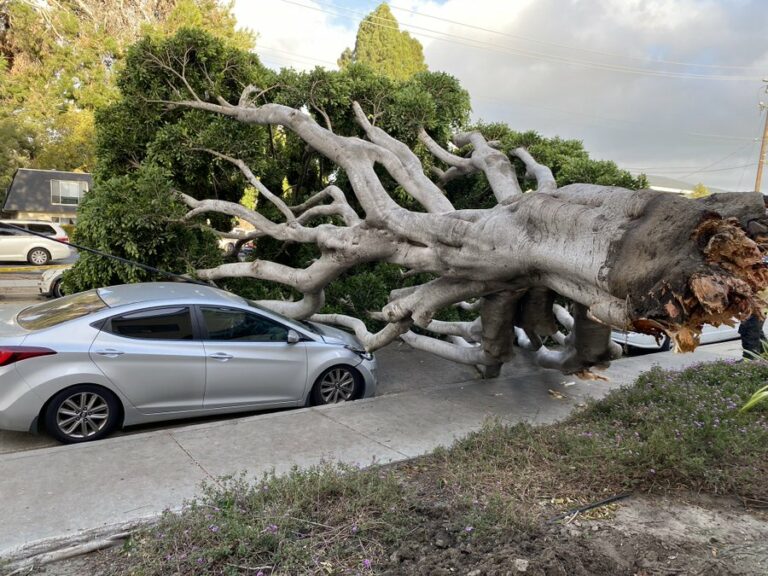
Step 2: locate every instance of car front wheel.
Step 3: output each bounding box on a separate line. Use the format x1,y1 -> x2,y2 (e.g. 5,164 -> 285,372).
44,385 -> 120,443
27,247 -> 51,265
311,366 -> 362,405
52,278 -> 65,298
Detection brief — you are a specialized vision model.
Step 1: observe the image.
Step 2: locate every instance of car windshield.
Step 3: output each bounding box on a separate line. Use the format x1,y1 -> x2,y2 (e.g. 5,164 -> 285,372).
17,290 -> 108,330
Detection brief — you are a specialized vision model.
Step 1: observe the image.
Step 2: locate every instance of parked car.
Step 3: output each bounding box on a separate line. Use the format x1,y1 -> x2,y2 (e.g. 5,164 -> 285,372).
0,220 -> 72,265
0,282 -> 376,443
39,266 -> 69,298
611,319 -> 768,351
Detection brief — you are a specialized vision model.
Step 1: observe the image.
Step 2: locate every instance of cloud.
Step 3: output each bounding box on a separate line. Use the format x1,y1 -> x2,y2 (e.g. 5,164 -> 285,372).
234,0 -> 768,190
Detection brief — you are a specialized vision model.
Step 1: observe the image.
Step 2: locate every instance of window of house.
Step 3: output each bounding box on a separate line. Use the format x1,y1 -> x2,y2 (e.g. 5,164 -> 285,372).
51,180 -> 89,206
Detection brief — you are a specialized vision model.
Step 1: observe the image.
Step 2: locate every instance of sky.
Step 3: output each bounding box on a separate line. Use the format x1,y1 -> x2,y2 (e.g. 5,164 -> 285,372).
232,0 -> 768,191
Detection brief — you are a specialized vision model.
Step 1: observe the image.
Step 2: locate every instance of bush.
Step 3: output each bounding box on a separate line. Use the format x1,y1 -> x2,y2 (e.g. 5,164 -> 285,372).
64,164 -> 222,292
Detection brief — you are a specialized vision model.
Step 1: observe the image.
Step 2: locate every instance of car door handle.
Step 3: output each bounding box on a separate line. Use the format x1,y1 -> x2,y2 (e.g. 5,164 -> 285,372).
94,349 -> 125,357
208,352 -> 233,361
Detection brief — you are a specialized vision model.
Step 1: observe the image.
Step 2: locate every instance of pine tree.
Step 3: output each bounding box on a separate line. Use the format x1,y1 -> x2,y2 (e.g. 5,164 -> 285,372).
338,3 -> 427,81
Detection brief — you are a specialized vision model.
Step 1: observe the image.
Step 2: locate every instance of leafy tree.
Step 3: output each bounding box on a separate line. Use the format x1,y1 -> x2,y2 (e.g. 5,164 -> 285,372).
338,2 -> 427,81
64,164 -> 221,293
0,0 -> 253,193
444,123 -> 647,210
688,182 -> 711,198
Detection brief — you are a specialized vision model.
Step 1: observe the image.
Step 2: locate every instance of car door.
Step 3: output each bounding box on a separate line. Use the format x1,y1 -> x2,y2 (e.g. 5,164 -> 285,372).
198,305 -> 308,409
89,306 -> 207,414
0,225 -> 29,260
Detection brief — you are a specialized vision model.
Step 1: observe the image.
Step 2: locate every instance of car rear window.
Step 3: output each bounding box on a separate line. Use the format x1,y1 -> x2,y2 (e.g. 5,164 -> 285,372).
26,224 -> 56,235
17,290 -> 108,330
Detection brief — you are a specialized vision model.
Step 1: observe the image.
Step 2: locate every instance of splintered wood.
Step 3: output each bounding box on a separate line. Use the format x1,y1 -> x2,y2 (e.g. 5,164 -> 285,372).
659,216 -> 768,352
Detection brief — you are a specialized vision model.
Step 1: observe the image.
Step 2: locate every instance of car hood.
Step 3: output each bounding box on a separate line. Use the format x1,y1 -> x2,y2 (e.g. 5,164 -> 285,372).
308,322 -> 364,349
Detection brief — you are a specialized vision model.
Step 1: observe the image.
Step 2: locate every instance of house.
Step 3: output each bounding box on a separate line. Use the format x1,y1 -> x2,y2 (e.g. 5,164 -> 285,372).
1,168 -> 92,224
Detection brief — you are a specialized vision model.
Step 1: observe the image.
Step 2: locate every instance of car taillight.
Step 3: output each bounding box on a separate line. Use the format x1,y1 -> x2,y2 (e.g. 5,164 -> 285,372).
0,347 -> 56,366
55,236 -> 69,242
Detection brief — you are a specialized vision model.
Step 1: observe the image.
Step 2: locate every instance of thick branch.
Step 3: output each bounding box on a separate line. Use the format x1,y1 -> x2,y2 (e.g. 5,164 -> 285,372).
513,147 -> 556,193
353,102 -> 454,213
311,313 -> 412,351
454,131 -> 523,201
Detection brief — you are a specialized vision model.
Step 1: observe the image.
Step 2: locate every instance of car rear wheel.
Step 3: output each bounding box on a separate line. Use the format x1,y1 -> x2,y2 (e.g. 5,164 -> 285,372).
223,242 -> 236,257
311,366 -> 362,405
659,335 -> 672,352
27,247 -> 51,266
44,385 -> 120,444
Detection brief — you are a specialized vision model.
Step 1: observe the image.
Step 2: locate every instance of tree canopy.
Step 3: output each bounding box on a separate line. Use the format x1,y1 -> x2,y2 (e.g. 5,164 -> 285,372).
338,2 -> 427,81
0,0 -> 252,194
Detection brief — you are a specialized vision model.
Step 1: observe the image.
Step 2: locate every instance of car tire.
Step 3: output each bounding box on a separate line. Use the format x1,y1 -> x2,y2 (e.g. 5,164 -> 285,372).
223,242 -> 236,257
659,336 -> 672,352
311,365 -> 362,405
51,278 -> 65,298
44,385 -> 121,444
27,247 -> 51,266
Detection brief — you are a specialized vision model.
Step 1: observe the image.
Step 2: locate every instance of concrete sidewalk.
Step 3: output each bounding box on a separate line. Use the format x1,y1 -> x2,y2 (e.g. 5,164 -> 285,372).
0,341 -> 741,560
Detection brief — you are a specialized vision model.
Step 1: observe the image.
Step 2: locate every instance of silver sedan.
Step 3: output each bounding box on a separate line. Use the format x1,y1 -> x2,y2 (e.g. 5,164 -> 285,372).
0,283 -> 377,443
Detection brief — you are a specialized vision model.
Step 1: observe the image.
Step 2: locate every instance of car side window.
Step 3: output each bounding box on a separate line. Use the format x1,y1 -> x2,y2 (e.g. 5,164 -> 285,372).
201,307 -> 288,342
107,307 -> 194,340
27,224 -> 55,235
0,224 -> 22,236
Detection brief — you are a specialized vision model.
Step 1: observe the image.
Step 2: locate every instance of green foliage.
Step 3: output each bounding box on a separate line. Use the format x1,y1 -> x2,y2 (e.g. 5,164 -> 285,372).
443,123 -> 647,210
0,0 -> 253,191
688,182 -> 711,199
338,3 -> 427,81
741,384 -> 768,413
63,165 -> 221,292
95,27 -> 275,198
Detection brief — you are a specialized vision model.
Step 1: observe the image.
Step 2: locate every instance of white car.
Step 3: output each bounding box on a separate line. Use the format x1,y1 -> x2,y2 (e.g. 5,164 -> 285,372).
40,266 -> 69,297
611,320 -> 767,351
0,220 -> 72,265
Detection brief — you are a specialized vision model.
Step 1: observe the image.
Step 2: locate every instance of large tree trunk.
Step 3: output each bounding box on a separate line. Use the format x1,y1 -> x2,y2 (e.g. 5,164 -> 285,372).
169,91 -> 768,377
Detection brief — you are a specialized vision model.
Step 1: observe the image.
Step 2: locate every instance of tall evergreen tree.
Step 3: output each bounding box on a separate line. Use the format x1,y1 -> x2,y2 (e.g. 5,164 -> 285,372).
338,2 -> 427,81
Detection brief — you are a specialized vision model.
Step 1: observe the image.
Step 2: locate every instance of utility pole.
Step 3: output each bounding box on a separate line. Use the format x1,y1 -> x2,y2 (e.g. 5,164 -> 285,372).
756,79 -> 768,192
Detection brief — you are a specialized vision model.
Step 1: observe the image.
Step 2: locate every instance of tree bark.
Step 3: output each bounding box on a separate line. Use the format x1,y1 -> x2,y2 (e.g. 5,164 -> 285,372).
170,88 -> 768,376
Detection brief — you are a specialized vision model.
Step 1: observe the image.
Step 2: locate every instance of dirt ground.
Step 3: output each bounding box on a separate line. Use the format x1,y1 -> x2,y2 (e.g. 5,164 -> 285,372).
378,494 -> 768,576
16,494 -> 768,576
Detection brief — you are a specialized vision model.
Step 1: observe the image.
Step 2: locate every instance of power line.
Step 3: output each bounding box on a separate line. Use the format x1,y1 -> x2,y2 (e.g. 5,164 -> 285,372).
379,1 -> 765,72
251,42 -> 759,144
279,0 -> 763,82
676,140 -> 757,181
627,162 -> 757,174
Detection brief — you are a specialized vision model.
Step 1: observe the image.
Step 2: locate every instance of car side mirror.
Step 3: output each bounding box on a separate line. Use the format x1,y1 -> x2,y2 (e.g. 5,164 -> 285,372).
286,329 -> 301,344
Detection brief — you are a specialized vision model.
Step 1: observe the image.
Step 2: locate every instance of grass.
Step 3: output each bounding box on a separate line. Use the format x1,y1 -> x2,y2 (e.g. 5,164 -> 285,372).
116,360 -> 768,575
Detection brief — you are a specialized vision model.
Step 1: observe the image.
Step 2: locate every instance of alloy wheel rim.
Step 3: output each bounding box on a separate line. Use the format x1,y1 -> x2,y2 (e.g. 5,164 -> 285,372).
319,368 -> 355,403
30,250 -> 47,264
56,392 -> 109,438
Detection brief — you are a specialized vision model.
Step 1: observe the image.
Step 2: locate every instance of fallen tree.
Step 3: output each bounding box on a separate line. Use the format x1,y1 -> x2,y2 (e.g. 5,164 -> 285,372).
169,87 -> 767,377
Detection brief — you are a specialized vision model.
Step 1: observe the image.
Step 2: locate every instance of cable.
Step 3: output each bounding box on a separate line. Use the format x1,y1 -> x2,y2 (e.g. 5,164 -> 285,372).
626,162 -> 757,174
471,93 -> 757,142
279,0 -> 763,81
381,1 -> 765,71
0,223 -> 211,287
675,140 -> 758,181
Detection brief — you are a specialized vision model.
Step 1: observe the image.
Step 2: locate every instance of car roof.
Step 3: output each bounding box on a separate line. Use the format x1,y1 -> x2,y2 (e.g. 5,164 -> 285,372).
0,219 -> 58,225
97,282 -> 248,308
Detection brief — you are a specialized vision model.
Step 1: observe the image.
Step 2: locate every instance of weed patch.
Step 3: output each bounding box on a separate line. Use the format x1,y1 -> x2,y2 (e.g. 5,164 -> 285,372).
115,361 -> 768,575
